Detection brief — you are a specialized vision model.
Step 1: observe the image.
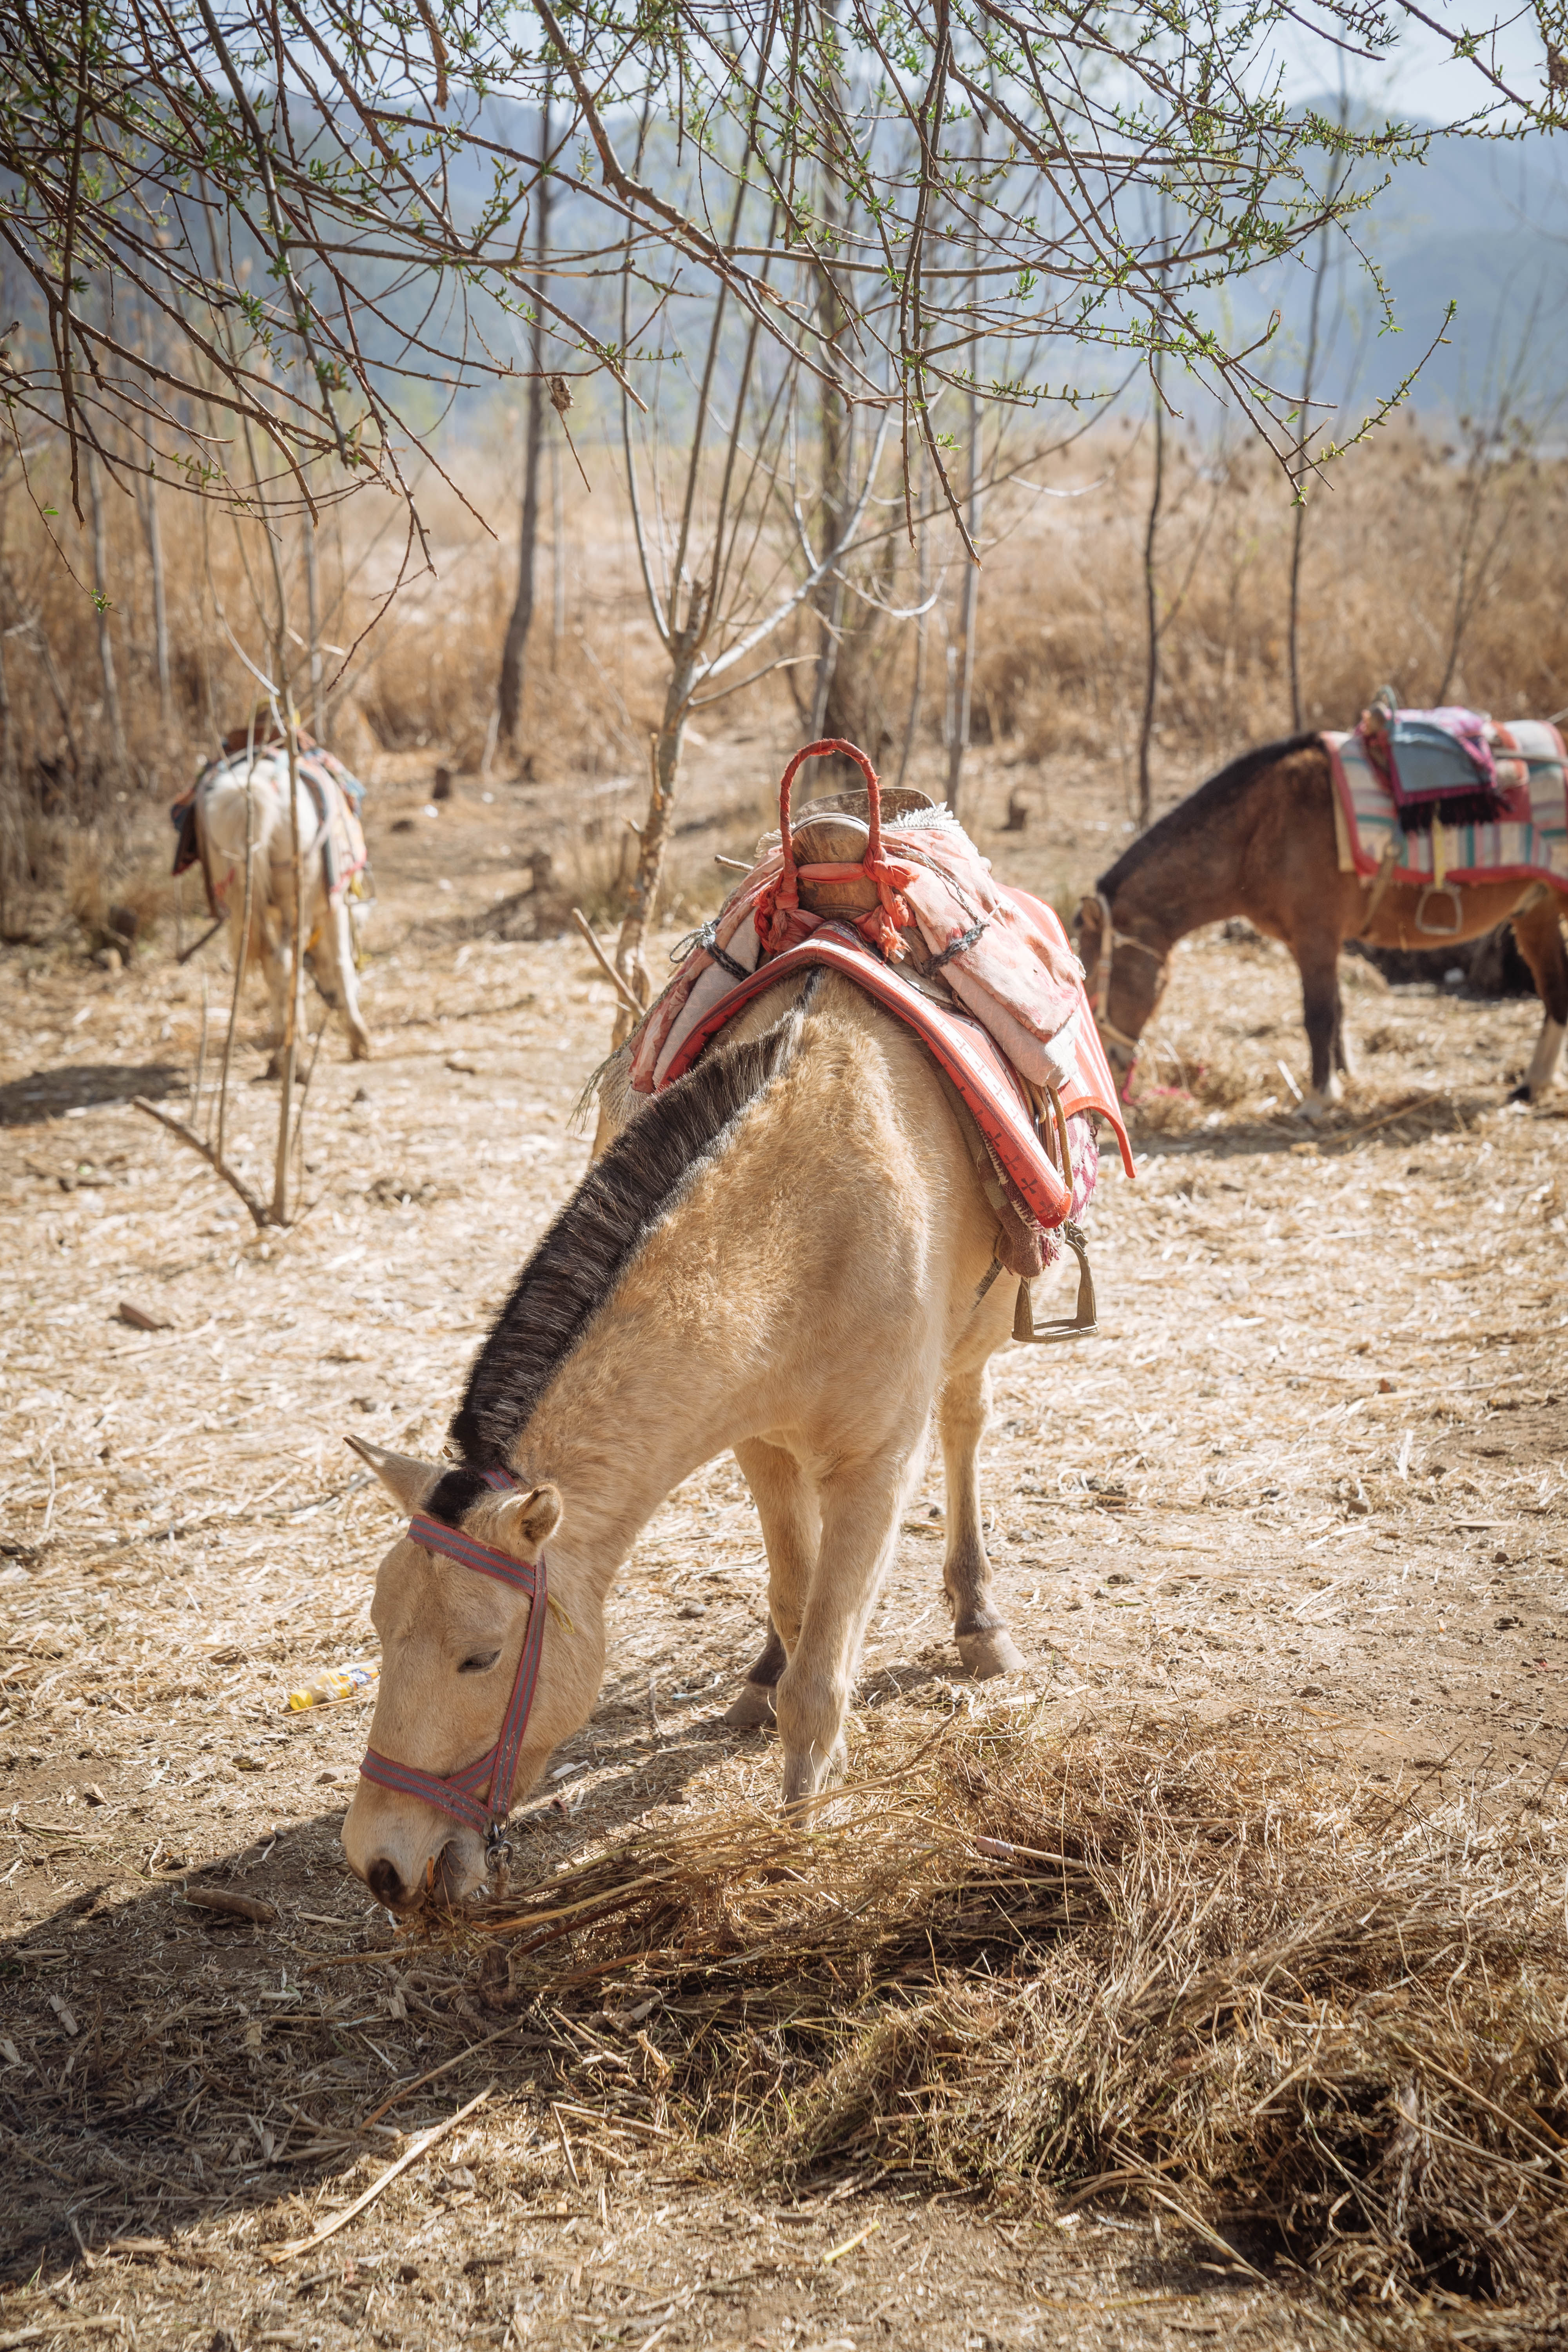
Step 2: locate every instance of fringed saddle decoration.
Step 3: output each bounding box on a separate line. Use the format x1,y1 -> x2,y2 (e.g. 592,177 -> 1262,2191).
1358,689 -> 1524,832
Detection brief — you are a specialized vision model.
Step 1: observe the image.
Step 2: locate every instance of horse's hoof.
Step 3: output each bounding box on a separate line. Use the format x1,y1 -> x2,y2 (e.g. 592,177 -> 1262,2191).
722,1681 -> 777,1730
1292,1096 -> 1327,1125
350,1034 -> 374,1062
956,1628 -> 1026,1679
1508,1082 -> 1531,1104
781,1748 -> 843,1815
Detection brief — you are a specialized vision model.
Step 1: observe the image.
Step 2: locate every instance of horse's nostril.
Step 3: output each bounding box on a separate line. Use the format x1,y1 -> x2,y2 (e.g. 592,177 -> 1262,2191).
367,1856 -> 405,1907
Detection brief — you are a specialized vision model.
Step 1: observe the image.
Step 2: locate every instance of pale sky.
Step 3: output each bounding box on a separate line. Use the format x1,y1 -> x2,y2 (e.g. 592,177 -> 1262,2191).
1272,0 -> 1550,125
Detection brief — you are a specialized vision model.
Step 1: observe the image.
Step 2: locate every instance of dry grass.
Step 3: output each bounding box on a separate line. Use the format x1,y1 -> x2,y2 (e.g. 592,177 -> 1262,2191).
412,1698 -> 1568,2331
9,411 -> 1568,944
966,417 -> 1568,805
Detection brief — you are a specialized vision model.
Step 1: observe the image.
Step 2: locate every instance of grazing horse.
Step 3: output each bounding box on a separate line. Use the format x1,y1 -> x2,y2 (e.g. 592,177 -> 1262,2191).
341,972 -> 1030,1911
194,750 -> 372,1065
1076,733 -> 1568,1116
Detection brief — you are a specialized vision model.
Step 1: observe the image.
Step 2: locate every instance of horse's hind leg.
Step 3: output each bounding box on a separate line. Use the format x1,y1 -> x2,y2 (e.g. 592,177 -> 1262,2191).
940,1354 -> 1024,1678
1332,969 -> 1353,1077
724,1437 -> 819,1728
1509,891 -> 1568,1100
315,886 -> 373,1060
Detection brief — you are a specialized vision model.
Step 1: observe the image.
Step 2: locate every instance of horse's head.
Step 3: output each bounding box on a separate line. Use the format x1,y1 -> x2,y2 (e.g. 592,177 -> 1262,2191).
341,1439 -> 601,1912
1073,891 -> 1167,1087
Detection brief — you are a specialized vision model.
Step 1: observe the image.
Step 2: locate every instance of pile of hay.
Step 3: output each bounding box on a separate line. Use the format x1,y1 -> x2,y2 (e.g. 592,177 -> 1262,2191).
459,1698 -> 1568,2330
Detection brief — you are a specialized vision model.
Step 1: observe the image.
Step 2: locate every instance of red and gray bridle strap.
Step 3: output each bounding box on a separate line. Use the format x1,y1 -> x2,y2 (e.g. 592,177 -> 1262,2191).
358,1467 -> 546,1839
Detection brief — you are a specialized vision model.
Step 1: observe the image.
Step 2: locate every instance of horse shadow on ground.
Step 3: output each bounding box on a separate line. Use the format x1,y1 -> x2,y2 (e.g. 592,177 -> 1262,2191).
0,1062 -> 186,1129
1,1684 -> 1280,2321
0,1691 -> 793,2279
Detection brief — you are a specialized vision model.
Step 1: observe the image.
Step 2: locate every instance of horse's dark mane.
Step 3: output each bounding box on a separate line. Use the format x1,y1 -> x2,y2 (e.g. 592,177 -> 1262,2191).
1095,731 -> 1322,896
427,987 -> 813,1525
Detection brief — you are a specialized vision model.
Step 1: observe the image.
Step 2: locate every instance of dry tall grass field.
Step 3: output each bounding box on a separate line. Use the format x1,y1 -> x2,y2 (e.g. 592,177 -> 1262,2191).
7,410 -> 1568,944
2,722 -> 1566,2350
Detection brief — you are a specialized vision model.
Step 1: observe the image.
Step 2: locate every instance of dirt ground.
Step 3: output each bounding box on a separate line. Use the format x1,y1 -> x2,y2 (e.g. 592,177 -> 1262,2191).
2,735 -> 1565,2350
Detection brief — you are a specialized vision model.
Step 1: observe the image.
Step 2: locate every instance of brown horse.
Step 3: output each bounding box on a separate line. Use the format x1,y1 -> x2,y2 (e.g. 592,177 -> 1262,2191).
1075,732 -> 1568,1116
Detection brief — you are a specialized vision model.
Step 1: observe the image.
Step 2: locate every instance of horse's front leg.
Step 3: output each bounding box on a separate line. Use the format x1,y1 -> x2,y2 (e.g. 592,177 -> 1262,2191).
775,1444 -> 916,1809
1295,938 -> 1345,1116
724,1437 -> 819,1729
1510,890 -> 1568,1100
940,1354 -> 1024,1678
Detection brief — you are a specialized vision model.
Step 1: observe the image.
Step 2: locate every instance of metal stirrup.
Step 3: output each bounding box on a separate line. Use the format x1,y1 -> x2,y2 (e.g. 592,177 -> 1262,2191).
1013,1220 -> 1098,1344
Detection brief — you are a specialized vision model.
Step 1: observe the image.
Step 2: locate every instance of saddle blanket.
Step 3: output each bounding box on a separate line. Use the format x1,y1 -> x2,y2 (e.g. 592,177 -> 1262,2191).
172,740 -> 370,915
1325,721 -> 1568,888
634,808 -> 1112,1101
634,907 -> 1133,1279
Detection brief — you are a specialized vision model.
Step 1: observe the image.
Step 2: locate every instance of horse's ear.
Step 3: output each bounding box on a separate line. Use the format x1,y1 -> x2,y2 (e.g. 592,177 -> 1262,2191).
491,1483 -> 564,1560
344,1434 -> 441,1516
1075,895 -> 1103,945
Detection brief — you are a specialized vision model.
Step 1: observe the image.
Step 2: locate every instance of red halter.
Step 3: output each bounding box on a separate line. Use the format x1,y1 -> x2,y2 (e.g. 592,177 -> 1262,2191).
358,1468 -> 547,1843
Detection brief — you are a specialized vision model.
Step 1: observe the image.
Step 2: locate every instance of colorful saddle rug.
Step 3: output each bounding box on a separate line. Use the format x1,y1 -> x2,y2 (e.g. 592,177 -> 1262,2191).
1325,720 -> 1568,895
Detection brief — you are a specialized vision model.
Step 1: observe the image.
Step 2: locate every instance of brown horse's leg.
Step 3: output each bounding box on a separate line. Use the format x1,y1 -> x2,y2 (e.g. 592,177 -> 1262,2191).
724,1437 -> 819,1728
1295,937 -> 1345,1116
939,1354 -> 1024,1677
1509,892 -> 1568,1100
1332,971 -> 1353,1076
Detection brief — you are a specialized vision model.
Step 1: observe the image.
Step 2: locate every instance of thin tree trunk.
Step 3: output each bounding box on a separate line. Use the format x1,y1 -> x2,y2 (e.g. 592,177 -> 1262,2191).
614,607 -> 704,1038
810,0 -> 852,755
272,677 -> 305,1225
86,446 -> 130,785
894,497 -> 930,793
1287,223 -> 1332,731
0,622 -> 21,938
139,466 -> 172,733
552,437 -> 566,655
304,509 -> 323,738
1136,349 -> 1166,831
498,90 -> 553,749
1289,113 -> 1352,731
945,118 -> 984,819
215,760 -> 254,1171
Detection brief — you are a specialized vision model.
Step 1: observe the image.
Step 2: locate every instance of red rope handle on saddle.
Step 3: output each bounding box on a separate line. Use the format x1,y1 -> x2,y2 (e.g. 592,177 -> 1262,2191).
777,737 -> 882,876
760,738 -> 905,956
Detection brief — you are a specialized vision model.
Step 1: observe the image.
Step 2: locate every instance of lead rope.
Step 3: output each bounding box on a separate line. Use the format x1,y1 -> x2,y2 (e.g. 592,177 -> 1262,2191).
1091,890 -> 1156,1060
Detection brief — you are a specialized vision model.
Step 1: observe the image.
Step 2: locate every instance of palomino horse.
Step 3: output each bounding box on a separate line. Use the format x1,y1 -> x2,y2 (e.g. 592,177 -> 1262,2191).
341,971 -> 1028,1911
1077,732 -> 1568,1116
194,751 -> 372,1065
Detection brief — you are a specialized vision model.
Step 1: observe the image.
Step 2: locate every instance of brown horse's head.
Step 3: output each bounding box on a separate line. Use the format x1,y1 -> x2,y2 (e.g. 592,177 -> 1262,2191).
341,1441 -> 599,1913
1073,892 -> 1167,1084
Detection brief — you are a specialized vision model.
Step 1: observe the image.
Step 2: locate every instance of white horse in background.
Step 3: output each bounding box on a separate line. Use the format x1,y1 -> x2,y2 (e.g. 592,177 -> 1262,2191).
194,750 -> 373,1065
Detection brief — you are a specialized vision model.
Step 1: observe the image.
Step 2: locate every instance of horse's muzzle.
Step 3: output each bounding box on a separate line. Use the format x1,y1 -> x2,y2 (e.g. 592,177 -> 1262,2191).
361,1833 -> 485,1913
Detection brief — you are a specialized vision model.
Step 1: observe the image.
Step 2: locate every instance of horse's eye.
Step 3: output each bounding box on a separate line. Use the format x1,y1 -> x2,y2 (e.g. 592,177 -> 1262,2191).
458,1650 -> 501,1676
